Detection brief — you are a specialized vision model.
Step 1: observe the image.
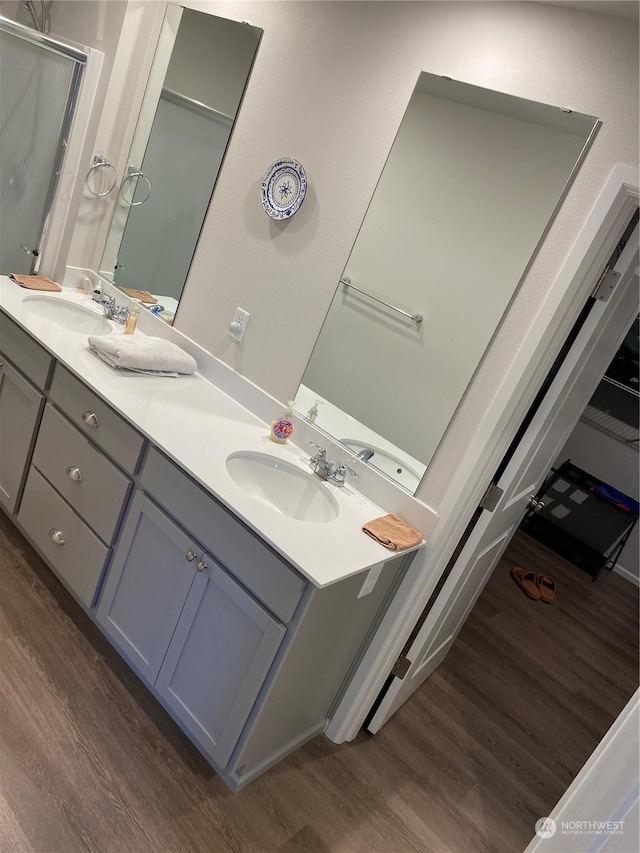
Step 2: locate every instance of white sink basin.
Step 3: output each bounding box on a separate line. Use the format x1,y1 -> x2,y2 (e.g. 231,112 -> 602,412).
226,451 -> 340,523
23,296 -> 112,336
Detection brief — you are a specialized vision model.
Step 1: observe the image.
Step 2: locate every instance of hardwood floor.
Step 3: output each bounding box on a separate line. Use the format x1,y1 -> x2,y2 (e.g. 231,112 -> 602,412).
1,512 -> 638,853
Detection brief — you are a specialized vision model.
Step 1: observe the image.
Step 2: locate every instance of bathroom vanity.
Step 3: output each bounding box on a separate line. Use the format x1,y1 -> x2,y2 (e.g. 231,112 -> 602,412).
0,277 -> 431,789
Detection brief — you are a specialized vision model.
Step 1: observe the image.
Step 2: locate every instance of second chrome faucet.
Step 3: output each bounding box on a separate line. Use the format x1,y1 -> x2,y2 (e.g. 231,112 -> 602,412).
309,442 -> 358,487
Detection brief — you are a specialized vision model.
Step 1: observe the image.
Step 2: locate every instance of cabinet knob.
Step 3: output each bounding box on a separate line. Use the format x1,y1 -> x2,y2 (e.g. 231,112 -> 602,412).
82,411 -> 99,427
48,529 -> 65,545
185,547 -> 198,562
66,466 -> 83,482
196,559 -> 208,572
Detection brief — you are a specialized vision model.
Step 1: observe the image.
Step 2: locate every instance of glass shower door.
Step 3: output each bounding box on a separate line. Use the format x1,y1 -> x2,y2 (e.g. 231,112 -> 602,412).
0,19 -> 85,275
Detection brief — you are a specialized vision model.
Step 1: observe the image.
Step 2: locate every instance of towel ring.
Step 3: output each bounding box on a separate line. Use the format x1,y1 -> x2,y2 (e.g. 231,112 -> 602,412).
120,165 -> 152,207
85,154 -> 118,197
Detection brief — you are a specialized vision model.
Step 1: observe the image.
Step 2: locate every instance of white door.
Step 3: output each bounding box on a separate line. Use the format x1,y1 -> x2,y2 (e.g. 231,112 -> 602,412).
368,225 -> 639,733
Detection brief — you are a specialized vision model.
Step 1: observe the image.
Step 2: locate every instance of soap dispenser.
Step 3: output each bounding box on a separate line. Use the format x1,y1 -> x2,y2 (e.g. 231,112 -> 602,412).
269,401 -> 295,444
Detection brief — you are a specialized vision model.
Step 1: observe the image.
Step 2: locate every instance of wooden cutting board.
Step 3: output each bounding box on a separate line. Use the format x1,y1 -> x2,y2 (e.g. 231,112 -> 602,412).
9,274 -> 62,292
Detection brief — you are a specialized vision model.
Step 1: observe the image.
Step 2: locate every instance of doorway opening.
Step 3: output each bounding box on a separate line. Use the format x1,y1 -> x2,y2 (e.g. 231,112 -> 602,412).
361,207 -> 639,849
366,209 -> 639,733
367,200 -> 638,723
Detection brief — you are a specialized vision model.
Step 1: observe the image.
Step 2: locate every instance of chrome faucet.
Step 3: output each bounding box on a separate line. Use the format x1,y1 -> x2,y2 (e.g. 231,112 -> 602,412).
356,447 -> 375,463
92,293 -> 131,325
309,442 -> 359,487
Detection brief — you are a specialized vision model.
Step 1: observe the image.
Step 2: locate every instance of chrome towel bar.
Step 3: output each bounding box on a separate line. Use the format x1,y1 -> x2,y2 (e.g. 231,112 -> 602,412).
340,277 -> 423,323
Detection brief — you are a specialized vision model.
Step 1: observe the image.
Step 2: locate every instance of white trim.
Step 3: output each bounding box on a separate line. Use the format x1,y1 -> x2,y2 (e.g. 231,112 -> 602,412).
613,563 -> 640,588
524,690 -> 639,852
328,164 -> 640,743
38,47 -> 104,277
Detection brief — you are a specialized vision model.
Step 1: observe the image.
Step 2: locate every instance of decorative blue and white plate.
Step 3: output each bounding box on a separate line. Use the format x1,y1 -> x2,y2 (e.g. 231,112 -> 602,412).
261,158 -> 307,219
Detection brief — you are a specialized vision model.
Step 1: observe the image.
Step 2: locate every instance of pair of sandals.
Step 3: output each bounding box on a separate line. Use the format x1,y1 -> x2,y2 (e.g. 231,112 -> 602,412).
510,567 -> 556,603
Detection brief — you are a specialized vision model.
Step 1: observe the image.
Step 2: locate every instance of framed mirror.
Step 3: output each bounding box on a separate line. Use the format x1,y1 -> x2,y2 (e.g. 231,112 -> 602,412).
99,5 -> 261,323
294,72 -> 599,493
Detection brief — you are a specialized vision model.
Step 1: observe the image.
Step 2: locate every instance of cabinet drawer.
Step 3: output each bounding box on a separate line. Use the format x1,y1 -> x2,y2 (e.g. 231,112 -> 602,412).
0,312 -> 52,390
50,364 -> 145,474
18,467 -> 109,608
141,449 -> 306,623
33,404 -> 132,543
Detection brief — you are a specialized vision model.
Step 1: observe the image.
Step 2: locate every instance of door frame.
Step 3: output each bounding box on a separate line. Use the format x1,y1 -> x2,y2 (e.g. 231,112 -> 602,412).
367,221 -> 639,733
328,164 -> 639,743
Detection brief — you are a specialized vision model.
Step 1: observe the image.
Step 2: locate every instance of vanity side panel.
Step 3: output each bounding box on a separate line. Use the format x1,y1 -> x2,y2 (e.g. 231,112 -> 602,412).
228,554 -> 406,785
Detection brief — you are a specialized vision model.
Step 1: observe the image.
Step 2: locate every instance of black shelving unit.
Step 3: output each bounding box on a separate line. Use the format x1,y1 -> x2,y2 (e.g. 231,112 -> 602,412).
521,460 -> 639,581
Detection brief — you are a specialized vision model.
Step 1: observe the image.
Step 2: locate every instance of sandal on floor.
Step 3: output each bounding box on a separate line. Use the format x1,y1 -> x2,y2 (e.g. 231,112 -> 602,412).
510,567 -> 541,600
536,574 -> 556,604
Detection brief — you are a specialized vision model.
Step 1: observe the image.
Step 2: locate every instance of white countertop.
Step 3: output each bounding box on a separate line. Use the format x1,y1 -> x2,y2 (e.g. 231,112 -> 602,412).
1,277 -> 426,587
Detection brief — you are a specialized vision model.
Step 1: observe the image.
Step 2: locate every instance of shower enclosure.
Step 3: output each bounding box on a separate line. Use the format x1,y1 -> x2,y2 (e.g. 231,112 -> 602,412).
0,15 -> 86,275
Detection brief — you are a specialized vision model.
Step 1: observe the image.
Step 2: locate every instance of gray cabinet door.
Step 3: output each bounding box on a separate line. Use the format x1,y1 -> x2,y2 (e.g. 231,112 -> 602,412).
155,556 -> 285,768
96,492 -> 198,683
0,358 -> 44,514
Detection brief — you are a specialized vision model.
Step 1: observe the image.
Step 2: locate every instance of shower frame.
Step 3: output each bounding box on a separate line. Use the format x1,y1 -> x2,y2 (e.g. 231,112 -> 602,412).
0,14 -> 87,275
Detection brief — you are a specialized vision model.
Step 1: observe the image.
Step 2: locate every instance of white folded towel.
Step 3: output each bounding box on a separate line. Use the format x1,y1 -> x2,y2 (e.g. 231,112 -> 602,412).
88,335 -> 197,377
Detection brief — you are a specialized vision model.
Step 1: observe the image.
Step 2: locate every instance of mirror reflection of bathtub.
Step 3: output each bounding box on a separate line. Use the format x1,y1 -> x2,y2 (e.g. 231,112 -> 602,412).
294,72 -> 599,492
294,384 -> 425,492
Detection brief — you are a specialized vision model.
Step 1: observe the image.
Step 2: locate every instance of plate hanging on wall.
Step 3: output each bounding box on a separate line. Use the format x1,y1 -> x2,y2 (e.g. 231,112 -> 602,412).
261,158 -> 307,219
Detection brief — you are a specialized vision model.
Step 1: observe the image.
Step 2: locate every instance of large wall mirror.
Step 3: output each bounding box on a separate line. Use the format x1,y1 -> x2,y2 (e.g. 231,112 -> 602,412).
100,5 -> 261,323
294,72 -> 599,493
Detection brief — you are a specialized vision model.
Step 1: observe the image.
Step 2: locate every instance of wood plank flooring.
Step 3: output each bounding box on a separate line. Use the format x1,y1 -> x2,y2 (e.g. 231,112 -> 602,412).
1,512 -> 637,853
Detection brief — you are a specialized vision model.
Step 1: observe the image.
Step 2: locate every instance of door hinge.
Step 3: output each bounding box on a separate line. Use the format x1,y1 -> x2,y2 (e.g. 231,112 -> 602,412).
391,654 -> 411,680
592,267 -> 621,302
479,482 -> 504,512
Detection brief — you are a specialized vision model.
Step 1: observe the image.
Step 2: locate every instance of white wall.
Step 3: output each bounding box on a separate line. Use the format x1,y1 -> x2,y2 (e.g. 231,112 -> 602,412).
301,86 -> 587,464
556,419 -> 639,583
65,1 -> 638,514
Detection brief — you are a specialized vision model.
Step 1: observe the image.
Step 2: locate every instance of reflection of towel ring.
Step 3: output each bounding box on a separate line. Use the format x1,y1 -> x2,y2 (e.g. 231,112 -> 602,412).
120,165 -> 152,206
85,154 -> 118,197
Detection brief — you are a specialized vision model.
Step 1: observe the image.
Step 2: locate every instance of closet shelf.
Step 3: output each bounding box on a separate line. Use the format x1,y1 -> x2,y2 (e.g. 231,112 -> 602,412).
601,375 -> 640,398
580,406 -> 639,448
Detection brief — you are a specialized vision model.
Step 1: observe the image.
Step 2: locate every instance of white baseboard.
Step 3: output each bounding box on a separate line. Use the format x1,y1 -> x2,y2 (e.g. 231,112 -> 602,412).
613,563 -> 640,588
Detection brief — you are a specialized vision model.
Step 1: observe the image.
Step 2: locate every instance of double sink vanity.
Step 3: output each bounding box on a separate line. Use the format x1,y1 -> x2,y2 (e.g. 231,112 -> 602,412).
0,275 -> 429,790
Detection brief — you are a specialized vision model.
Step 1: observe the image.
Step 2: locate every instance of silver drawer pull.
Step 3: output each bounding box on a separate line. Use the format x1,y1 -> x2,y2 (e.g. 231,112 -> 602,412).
196,559 -> 207,572
66,466 -> 83,482
48,529 -> 65,545
82,411 -> 99,427
185,547 -> 198,562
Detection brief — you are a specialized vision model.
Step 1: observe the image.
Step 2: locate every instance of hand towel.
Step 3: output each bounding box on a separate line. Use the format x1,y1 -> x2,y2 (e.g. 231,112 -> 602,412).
88,335 -> 197,377
119,287 -> 157,304
9,274 -> 61,292
362,513 -> 423,551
